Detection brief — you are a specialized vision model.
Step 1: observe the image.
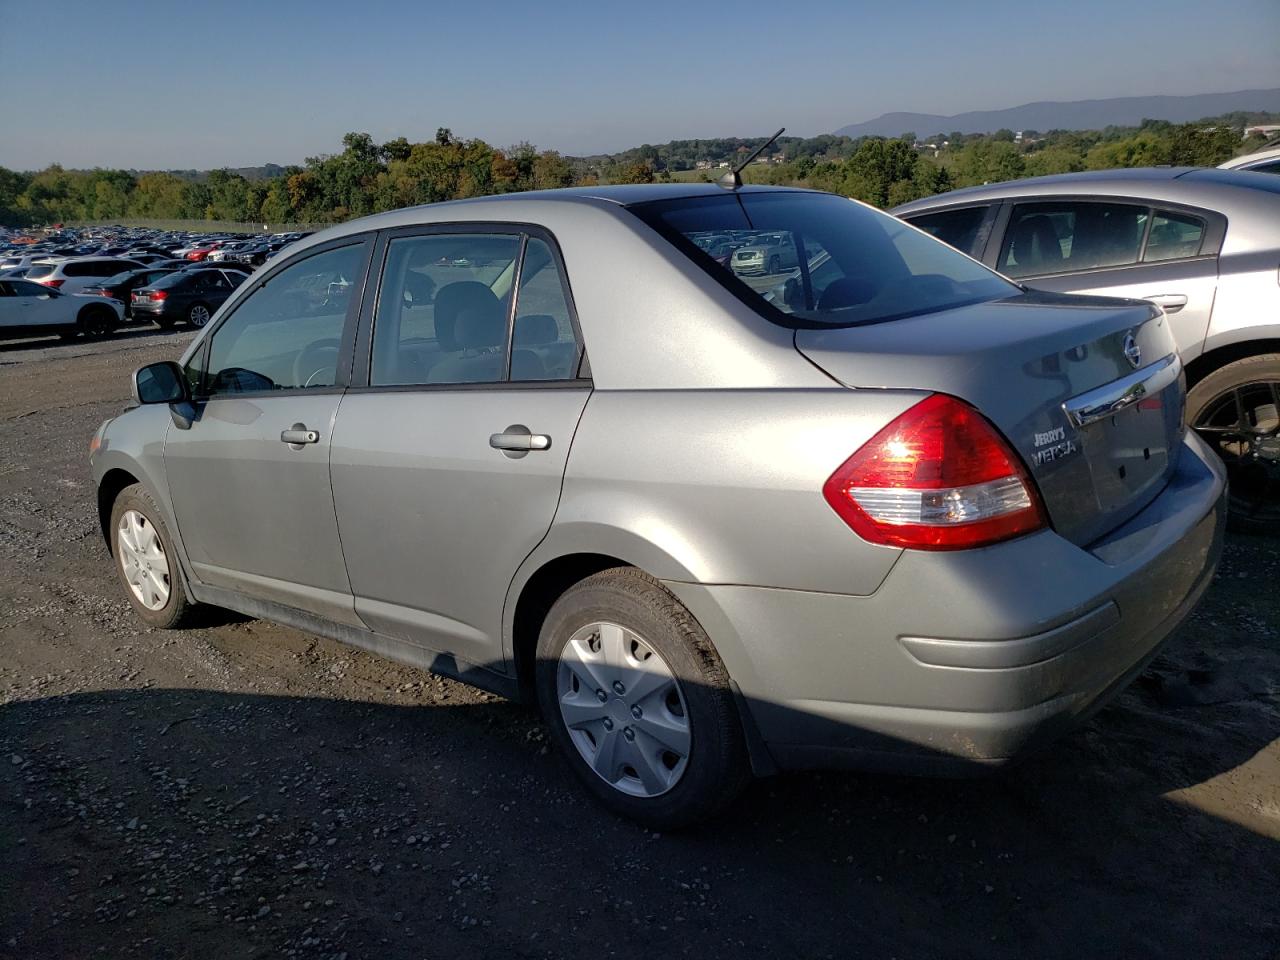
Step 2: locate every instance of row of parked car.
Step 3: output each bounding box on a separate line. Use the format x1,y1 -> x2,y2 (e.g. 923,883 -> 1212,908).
0,227 -> 308,340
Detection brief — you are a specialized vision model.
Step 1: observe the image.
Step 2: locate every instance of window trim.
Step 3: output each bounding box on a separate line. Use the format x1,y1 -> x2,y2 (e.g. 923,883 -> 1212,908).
186,233 -> 376,401
985,195 -> 1225,279
349,220 -> 588,392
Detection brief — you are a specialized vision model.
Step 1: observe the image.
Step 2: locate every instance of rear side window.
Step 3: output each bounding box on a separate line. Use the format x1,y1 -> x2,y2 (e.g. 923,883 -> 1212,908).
999,202 -> 1149,277
903,206 -> 991,257
63,261 -> 94,277
511,238 -> 580,381
371,233 -> 521,386
1143,211 -> 1205,262
631,192 -> 1016,328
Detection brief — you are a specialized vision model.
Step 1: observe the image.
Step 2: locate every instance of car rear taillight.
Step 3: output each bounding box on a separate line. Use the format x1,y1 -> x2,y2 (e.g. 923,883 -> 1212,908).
40,278 -> 64,289
151,290 -> 168,301
823,393 -> 1047,550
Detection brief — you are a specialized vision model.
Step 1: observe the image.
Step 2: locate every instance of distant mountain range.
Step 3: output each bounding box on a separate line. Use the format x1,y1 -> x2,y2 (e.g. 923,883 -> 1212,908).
834,88 -> 1280,139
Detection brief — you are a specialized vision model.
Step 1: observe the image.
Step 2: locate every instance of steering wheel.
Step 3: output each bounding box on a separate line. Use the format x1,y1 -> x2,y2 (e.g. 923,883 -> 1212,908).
292,338 -> 341,388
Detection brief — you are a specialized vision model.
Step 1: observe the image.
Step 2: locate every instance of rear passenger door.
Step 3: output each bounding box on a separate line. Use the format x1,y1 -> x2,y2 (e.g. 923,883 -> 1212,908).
993,200 -> 1221,359
330,226 -> 590,671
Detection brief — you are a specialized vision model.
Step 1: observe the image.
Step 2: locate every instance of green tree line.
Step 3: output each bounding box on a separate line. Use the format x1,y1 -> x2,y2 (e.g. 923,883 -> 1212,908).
0,116 -> 1273,229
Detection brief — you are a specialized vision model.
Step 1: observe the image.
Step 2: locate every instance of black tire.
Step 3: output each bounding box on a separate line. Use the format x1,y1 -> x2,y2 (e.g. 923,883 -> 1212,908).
768,255 -> 780,273
187,302 -> 212,328
1187,352 -> 1280,535
108,483 -> 199,629
77,304 -> 117,339
535,567 -> 749,828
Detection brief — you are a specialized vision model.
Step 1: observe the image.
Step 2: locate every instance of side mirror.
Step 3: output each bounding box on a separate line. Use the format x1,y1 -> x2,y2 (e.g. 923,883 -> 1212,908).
132,360 -> 188,405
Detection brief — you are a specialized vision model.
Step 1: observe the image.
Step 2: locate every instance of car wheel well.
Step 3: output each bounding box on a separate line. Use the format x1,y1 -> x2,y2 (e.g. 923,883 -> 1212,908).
512,553 -> 631,699
97,469 -> 139,553
1185,339 -> 1280,389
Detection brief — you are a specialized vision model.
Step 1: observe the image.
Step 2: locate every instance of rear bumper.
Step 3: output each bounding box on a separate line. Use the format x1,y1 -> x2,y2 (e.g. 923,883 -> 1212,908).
665,432 -> 1227,775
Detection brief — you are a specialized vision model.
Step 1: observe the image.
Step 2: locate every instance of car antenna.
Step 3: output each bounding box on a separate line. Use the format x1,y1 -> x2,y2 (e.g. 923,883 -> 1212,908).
718,127 -> 785,189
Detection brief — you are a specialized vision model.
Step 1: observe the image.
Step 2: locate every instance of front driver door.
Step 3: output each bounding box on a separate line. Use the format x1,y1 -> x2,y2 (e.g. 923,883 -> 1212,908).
330,228 -> 590,670
164,238 -> 373,624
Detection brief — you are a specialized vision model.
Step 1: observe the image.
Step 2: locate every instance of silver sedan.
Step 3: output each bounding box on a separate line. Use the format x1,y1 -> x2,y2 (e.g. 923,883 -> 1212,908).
92,185 -> 1225,826
894,168 -> 1280,532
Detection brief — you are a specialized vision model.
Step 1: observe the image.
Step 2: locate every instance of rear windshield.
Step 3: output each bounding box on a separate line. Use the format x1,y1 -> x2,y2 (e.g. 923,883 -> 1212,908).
630,191 -> 1017,328
25,263 -> 55,279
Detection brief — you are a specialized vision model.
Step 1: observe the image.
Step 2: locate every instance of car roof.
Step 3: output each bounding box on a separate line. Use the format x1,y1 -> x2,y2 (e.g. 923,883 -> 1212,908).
890,166 -> 1280,231
285,184 -> 811,256
1219,145 -> 1280,169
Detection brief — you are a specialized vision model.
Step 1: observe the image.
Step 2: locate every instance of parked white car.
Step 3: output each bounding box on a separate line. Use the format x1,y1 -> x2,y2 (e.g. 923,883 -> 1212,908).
1218,144 -> 1280,175
24,257 -> 143,295
0,278 -> 124,341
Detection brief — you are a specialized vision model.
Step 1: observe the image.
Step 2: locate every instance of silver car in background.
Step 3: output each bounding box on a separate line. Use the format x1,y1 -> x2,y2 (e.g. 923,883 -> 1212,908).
894,168 -> 1280,532
92,185 -> 1225,826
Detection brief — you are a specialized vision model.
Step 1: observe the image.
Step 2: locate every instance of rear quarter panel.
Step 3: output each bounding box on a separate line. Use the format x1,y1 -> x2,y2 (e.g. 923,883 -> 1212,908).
530,387 -> 924,594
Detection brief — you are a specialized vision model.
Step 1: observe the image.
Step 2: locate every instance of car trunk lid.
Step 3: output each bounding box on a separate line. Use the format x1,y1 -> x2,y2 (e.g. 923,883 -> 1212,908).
794,290 -> 1185,546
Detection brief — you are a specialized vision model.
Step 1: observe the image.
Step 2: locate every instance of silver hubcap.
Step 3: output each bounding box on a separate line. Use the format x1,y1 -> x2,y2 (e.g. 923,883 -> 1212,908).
556,622 -> 691,798
117,509 -> 170,611
190,305 -> 210,327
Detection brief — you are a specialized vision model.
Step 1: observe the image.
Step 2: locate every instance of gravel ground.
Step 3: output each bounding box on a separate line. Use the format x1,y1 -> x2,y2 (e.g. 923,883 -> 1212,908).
1,329 -> 1278,960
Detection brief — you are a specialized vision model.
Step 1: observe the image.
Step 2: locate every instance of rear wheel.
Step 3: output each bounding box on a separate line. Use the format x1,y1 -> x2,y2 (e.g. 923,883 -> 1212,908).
109,484 -> 199,629
768,255 -> 781,273
1188,353 -> 1280,534
535,567 -> 749,828
187,302 -> 212,328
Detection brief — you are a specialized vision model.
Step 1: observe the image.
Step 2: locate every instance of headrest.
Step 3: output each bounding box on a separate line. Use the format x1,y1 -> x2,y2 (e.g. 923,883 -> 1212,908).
514,314 -> 559,345
817,276 -> 877,311
434,281 -> 503,351
454,305 -> 507,350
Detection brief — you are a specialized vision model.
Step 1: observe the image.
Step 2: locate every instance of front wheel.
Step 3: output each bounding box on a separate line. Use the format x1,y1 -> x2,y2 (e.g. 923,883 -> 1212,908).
535,568 -> 749,828
109,484 -> 199,629
1188,353 -> 1280,534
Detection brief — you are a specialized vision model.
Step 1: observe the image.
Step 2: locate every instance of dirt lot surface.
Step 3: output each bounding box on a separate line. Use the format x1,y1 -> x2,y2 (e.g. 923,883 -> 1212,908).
1,330 -> 1278,959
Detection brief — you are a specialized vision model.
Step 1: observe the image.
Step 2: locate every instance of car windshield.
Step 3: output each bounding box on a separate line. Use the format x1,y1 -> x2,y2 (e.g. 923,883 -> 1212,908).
25,264 -> 55,279
631,191 -> 1017,328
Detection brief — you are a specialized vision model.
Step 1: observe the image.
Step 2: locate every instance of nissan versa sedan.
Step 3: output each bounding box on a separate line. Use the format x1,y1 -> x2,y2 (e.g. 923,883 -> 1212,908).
893,168 -> 1280,532
91,185 -> 1226,827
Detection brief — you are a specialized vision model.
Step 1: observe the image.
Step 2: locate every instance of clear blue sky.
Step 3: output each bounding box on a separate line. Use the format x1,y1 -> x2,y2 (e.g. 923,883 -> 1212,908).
1,0 -> 1276,170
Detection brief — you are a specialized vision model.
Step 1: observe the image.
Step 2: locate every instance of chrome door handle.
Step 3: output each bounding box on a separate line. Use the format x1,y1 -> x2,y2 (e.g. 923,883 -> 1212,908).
280,424 -> 320,445
1146,293 -> 1188,313
489,423 -> 551,458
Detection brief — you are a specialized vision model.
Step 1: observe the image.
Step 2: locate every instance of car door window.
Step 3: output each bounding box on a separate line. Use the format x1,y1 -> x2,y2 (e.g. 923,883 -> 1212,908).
191,242 -> 367,396
371,233 -> 521,386
904,206 -> 991,257
999,202 -> 1148,278
511,238 -> 581,381
10,280 -> 48,297
1143,211 -> 1205,262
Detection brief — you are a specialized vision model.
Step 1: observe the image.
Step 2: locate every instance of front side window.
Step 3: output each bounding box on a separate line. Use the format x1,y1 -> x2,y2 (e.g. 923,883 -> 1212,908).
999,202 -> 1148,278
632,192 -> 1016,328
193,241 -> 367,396
903,206 -> 991,257
1143,210 -> 1205,262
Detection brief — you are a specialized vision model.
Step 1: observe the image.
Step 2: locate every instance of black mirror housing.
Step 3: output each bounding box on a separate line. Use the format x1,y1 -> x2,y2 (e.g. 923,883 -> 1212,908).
132,361 -> 188,405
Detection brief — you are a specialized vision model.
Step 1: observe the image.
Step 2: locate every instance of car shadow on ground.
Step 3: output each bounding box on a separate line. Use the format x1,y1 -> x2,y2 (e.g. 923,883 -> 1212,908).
0,326 -> 180,356
2,679 -> 1276,959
